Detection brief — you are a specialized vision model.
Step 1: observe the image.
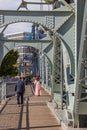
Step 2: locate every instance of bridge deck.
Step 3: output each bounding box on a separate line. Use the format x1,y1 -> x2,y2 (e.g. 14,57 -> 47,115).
0,85 -> 62,130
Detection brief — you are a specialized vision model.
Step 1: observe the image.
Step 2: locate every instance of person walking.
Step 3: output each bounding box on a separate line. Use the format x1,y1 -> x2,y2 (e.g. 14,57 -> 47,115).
15,76 -> 25,106
35,77 -> 41,96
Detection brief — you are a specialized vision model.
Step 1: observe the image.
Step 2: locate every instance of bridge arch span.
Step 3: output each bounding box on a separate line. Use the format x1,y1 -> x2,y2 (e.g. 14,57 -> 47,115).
2,44 -> 52,64
0,19 -> 52,32
56,33 -> 75,76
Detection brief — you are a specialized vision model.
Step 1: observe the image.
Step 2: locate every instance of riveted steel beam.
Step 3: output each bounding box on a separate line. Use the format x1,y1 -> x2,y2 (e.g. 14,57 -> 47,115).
0,8 -> 73,31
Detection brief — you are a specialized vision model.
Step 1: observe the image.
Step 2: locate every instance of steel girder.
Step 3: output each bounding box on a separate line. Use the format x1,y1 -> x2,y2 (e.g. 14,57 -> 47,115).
39,54 -> 52,92
0,2 -> 73,66
0,39 -> 51,60
49,0 -> 87,128
0,9 -> 72,31
56,0 -> 87,127
73,0 -> 87,127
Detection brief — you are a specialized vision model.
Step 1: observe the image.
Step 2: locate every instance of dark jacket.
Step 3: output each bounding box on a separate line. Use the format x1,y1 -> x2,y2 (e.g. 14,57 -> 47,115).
15,79 -> 25,93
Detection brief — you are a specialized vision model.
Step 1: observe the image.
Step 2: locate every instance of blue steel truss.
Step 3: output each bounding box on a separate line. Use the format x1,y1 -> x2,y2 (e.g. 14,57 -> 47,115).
0,0 -> 87,128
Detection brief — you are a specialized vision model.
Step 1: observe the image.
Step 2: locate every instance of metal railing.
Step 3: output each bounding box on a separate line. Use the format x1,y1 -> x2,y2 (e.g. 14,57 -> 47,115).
0,81 -> 6,103
2,82 -> 6,102
0,80 -> 16,103
6,82 -> 16,97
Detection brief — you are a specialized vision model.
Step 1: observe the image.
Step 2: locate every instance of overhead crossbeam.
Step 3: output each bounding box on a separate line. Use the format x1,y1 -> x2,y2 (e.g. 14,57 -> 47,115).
18,1 -> 52,5
0,8 -> 72,31
0,39 -> 51,43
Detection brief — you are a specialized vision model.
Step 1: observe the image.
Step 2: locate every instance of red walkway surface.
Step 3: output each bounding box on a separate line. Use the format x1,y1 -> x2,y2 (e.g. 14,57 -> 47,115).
0,85 -> 63,130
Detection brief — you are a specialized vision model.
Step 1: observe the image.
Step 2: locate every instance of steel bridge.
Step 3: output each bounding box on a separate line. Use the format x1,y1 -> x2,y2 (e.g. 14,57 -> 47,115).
0,0 -> 87,128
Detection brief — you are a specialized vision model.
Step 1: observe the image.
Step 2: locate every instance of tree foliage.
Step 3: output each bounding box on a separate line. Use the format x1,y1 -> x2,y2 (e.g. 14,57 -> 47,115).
0,49 -> 19,77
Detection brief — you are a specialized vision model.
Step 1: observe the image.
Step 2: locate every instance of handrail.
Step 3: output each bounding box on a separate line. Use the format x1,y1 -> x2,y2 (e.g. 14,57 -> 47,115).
1,82 -> 6,103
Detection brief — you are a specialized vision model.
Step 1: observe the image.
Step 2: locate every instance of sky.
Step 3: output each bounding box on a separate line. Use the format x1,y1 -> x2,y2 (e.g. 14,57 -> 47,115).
0,0 -> 52,35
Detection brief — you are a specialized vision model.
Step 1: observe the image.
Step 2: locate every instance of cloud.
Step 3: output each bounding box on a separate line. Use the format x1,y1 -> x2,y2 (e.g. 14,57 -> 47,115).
4,22 -> 32,35
0,0 -> 21,10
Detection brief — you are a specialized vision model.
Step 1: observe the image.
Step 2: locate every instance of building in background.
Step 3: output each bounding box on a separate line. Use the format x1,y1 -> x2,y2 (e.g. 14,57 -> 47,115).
5,24 -> 47,77
15,46 -> 39,77
5,31 -> 39,77
5,24 -> 47,40
5,32 -> 33,40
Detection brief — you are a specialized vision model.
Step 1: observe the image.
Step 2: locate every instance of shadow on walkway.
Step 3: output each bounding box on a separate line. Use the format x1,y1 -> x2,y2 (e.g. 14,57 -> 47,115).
0,85 -> 63,130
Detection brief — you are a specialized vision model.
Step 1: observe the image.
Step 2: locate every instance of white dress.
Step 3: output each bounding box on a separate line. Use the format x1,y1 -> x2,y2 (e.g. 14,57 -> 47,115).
35,81 -> 41,96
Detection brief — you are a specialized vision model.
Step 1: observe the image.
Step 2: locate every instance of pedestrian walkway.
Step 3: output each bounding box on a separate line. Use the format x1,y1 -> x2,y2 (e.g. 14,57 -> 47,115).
0,85 -> 63,130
